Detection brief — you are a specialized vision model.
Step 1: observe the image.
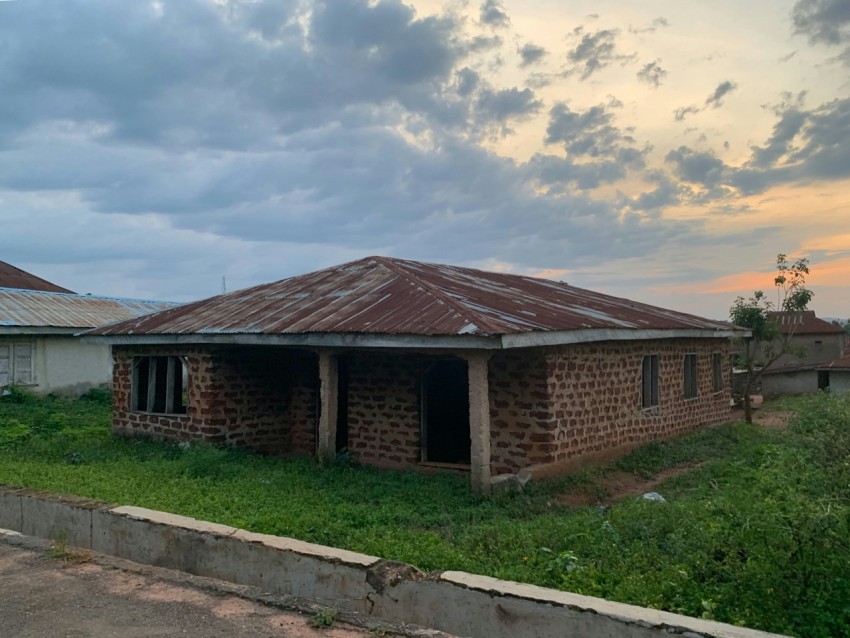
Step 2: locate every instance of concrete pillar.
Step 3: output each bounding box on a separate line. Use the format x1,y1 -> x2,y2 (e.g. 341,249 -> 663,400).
466,351 -> 492,494
317,350 -> 339,462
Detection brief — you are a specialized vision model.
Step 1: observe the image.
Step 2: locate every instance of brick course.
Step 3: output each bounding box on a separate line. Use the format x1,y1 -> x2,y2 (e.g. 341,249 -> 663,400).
488,339 -> 731,474
112,338 -> 731,478
344,352 -> 423,467
112,345 -> 317,455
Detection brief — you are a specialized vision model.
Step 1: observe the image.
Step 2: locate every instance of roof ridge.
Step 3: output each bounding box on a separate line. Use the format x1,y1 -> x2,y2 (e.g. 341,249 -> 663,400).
373,256 -> 505,334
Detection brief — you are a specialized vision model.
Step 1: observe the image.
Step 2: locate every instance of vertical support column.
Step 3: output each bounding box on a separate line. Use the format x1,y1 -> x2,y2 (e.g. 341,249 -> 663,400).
466,351 -> 492,494
317,350 -> 339,462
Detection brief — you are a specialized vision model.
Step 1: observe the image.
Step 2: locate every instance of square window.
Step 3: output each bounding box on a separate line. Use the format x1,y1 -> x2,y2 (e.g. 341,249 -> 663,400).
683,354 -> 698,399
641,354 -> 659,409
132,356 -> 188,414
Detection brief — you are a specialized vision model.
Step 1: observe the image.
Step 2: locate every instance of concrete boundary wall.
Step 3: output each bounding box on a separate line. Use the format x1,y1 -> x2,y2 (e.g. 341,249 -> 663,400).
0,485 -> 783,638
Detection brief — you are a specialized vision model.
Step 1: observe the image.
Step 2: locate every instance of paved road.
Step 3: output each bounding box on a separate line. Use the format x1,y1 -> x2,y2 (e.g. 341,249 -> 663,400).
0,532 -> 441,638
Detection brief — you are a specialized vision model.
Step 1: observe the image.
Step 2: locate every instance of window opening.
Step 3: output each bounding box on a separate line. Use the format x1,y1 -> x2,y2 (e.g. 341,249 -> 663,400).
683,353 -> 698,399
712,352 -> 723,393
132,356 -> 188,414
641,354 -> 659,409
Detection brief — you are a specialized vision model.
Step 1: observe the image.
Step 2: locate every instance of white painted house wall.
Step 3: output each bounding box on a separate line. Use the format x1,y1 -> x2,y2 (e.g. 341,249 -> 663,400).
1,336 -> 112,396
827,371 -> 850,395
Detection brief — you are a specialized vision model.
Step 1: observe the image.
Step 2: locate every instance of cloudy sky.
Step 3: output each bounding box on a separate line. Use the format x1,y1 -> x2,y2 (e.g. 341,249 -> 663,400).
1,0 -> 849,319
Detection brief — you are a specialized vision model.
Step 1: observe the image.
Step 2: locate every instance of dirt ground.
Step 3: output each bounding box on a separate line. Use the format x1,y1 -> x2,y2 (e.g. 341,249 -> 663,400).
555,462 -> 703,507
556,405 -> 792,507
0,532 -> 451,638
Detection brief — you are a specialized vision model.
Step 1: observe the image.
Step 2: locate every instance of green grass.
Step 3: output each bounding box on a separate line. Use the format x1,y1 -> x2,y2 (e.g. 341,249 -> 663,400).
1,387 -> 849,636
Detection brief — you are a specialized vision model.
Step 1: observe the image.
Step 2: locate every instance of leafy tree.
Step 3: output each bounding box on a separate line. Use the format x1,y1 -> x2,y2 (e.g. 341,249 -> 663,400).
729,254 -> 813,423
831,318 -> 850,336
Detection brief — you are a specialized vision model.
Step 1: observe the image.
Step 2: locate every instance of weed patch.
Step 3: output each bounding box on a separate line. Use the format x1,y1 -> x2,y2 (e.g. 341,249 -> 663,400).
308,608 -> 337,629
2,392 -> 849,635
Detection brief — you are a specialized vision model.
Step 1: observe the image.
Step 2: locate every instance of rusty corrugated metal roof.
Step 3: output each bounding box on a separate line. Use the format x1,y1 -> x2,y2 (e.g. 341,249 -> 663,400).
767,311 -> 845,336
0,261 -> 73,293
89,256 -> 735,338
0,288 -> 179,330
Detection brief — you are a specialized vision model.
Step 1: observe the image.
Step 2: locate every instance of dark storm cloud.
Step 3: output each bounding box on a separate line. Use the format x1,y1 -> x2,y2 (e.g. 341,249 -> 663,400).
672,81 -> 737,121
0,0 -> 468,148
793,0 -> 850,45
480,0 -> 510,28
750,109 -> 808,167
528,102 -> 645,192
476,87 -> 542,121
636,61 -> 666,87
705,81 -> 738,108
524,153 -> 634,191
0,0 -> 715,283
626,177 -> 685,212
545,103 -> 639,160
793,0 -> 850,65
518,43 -> 547,67
663,96 -> 850,203
566,28 -> 635,80
665,147 -> 728,188
455,68 -> 480,97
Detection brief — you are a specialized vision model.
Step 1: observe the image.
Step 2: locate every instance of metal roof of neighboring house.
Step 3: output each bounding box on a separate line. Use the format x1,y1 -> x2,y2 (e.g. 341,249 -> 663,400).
88,256 -> 739,345
0,261 -> 73,294
0,288 -> 179,332
767,311 -> 844,335
818,353 -> 850,371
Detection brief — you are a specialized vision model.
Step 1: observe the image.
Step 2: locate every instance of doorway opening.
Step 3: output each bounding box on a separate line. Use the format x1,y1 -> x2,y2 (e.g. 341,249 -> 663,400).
818,370 -> 830,391
422,359 -> 470,465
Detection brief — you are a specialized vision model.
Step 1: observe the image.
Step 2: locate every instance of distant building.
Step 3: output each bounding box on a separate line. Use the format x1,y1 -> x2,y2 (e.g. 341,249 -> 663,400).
760,310 -> 849,397
0,263 -> 176,396
87,256 -> 744,491
0,260 -> 73,293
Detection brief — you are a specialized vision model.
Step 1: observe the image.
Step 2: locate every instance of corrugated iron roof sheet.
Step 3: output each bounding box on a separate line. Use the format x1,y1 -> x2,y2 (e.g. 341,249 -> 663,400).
0,261 -> 73,293
89,256 -> 736,338
767,311 -> 844,335
0,288 -> 178,329
819,353 -> 850,371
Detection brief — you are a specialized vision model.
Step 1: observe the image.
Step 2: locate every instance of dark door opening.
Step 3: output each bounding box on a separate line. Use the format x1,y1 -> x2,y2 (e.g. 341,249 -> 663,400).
818,370 -> 830,391
336,356 -> 349,453
423,359 -> 470,465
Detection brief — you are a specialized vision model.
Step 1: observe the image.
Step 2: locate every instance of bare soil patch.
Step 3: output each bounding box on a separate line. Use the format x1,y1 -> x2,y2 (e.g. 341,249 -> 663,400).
729,406 -> 792,428
555,462 -> 702,507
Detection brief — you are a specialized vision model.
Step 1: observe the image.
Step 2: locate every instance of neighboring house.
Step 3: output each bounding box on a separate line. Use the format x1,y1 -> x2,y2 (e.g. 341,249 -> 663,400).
86,256 -> 744,492
765,311 -> 846,367
761,351 -> 850,398
0,287 -> 177,396
0,260 -> 74,293
760,311 -> 848,398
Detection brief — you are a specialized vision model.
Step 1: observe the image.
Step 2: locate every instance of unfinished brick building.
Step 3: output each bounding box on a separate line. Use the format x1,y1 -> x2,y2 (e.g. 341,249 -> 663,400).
88,256 -> 744,492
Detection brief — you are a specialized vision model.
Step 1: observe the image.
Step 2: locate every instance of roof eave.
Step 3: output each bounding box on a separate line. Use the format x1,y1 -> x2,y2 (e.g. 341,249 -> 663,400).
83,326 -> 749,350
81,332 -> 502,350
500,327 -> 748,348
0,326 -> 88,336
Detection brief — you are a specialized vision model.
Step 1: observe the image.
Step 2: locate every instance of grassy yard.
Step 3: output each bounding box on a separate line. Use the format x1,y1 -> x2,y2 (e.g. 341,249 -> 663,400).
1,386 -> 849,637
